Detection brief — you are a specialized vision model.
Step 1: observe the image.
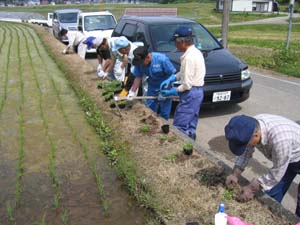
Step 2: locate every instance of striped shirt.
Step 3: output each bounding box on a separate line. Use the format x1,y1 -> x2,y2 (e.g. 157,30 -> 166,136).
235,114 -> 300,191
175,45 -> 205,93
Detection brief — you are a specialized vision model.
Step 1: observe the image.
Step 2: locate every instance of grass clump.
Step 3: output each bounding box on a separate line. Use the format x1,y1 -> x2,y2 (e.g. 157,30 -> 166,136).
139,125 -> 151,133
223,189 -> 235,201
165,153 -> 178,163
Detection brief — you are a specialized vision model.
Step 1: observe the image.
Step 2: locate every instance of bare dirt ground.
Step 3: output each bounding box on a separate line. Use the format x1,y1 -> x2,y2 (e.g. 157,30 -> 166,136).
20,24 -> 299,225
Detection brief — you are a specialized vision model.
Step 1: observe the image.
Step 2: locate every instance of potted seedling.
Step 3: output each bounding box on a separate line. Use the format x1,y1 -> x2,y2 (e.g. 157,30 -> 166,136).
183,141 -> 193,155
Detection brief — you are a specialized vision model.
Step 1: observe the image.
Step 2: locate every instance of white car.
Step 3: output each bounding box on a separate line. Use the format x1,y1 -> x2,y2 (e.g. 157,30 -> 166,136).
78,11 -> 117,53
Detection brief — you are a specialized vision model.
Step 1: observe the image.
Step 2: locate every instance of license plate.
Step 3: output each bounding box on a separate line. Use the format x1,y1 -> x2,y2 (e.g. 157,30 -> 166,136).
212,91 -> 231,102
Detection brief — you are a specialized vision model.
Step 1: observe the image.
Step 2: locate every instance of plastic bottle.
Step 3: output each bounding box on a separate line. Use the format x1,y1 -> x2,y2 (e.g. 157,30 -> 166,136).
215,202 -> 228,225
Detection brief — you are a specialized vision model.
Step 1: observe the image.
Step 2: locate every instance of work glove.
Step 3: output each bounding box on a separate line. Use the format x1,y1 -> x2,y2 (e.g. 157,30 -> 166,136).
62,49 -> 67,54
225,174 -> 239,188
161,87 -> 178,97
225,216 -> 250,225
157,94 -> 166,101
98,71 -> 108,80
239,179 -> 261,202
97,64 -> 102,77
127,89 -> 137,101
160,75 -> 176,92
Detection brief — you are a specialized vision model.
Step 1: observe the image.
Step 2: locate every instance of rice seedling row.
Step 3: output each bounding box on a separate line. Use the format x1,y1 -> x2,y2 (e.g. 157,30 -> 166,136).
0,24 -> 19,224
13,25 -> 25,208
0,24 -> 12,115
26,28 -> 109,211
0,24 -> 7,54
18,25 -> 63,220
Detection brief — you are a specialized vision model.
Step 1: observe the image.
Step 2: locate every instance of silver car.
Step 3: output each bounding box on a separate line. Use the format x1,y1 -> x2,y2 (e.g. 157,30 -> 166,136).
52,8 -> 81,43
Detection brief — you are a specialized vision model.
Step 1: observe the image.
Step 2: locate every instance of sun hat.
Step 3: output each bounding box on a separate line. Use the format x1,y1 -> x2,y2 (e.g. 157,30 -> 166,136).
171,26 -> 193,41
132,46 -> 149,66
111,36 -> 130,52
224,115 -> 257,156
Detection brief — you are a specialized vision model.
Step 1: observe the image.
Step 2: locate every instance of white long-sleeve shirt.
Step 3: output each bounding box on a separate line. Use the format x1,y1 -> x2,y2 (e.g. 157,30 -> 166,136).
235,114 -> 300,191
65,31 -> 85,51
175,45 -> 205,93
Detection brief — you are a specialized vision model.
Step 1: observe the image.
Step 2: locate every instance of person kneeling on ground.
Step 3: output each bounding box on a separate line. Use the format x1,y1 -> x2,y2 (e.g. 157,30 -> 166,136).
60,28 -> 86,59
85,36 -> 125,81
84,36 -> 111,79
224,114 -> 300,217
111,36 -> 141,97
128,46 -> 176,120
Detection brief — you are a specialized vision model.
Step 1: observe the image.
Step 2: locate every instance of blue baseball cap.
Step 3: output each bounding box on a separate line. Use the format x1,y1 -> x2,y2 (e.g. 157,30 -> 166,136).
84,36 -> 104,50
224,115 -> 257,156
171,26 -> 193,41
111,36 -> 130,52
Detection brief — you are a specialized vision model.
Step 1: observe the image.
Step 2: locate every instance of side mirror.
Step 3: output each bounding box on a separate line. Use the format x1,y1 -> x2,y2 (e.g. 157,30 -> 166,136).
78,25 -> 83,32
53,18 -> 58,23
217,38 -> 223,46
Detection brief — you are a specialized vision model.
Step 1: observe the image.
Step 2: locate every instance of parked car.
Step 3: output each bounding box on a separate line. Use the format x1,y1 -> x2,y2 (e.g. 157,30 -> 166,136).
78,11 -> 117,53
112,16 -> 252,105
52,8 -> 81,43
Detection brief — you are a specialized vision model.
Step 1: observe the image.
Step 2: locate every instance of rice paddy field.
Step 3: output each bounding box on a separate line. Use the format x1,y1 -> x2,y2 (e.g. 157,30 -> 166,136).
0,21 -> 151,225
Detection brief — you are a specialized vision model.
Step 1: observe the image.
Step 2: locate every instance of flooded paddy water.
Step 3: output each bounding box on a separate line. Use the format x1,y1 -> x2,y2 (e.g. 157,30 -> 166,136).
0,22 -> 149,225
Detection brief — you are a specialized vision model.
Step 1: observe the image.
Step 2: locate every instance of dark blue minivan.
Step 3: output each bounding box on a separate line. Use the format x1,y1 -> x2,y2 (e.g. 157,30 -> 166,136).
112,16 -> 252,105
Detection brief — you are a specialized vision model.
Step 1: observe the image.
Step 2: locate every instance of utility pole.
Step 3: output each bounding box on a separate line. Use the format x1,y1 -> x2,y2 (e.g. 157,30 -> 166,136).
99,0 -> 102,11
286,0 -> 294,50
221,0 -> 230,48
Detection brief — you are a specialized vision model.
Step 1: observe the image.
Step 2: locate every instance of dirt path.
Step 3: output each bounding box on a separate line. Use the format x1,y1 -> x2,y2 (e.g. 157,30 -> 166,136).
0,22 -> 148,225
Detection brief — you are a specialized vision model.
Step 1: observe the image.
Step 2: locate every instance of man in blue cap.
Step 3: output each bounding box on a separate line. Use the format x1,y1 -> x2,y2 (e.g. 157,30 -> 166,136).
224,114 -> 300,217
128,46 -> 176,120
159,26 -> 206,140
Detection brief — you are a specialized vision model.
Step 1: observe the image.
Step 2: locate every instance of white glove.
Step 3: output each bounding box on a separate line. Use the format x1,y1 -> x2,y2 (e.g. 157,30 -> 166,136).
127,89 -> 137,101
98,71 -> 108,79
97,64 -> 102,77
62,49 -> 67,54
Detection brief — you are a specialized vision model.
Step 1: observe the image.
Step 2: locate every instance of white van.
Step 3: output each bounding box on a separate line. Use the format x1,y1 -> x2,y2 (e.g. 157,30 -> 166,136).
78,11 -> 117,52
52,8 -> 81,42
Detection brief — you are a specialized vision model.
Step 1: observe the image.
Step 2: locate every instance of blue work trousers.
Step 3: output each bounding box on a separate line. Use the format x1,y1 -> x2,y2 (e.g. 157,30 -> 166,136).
147,88 -> 172,120
265,160 -> 300,217
173,87 -> 203,139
